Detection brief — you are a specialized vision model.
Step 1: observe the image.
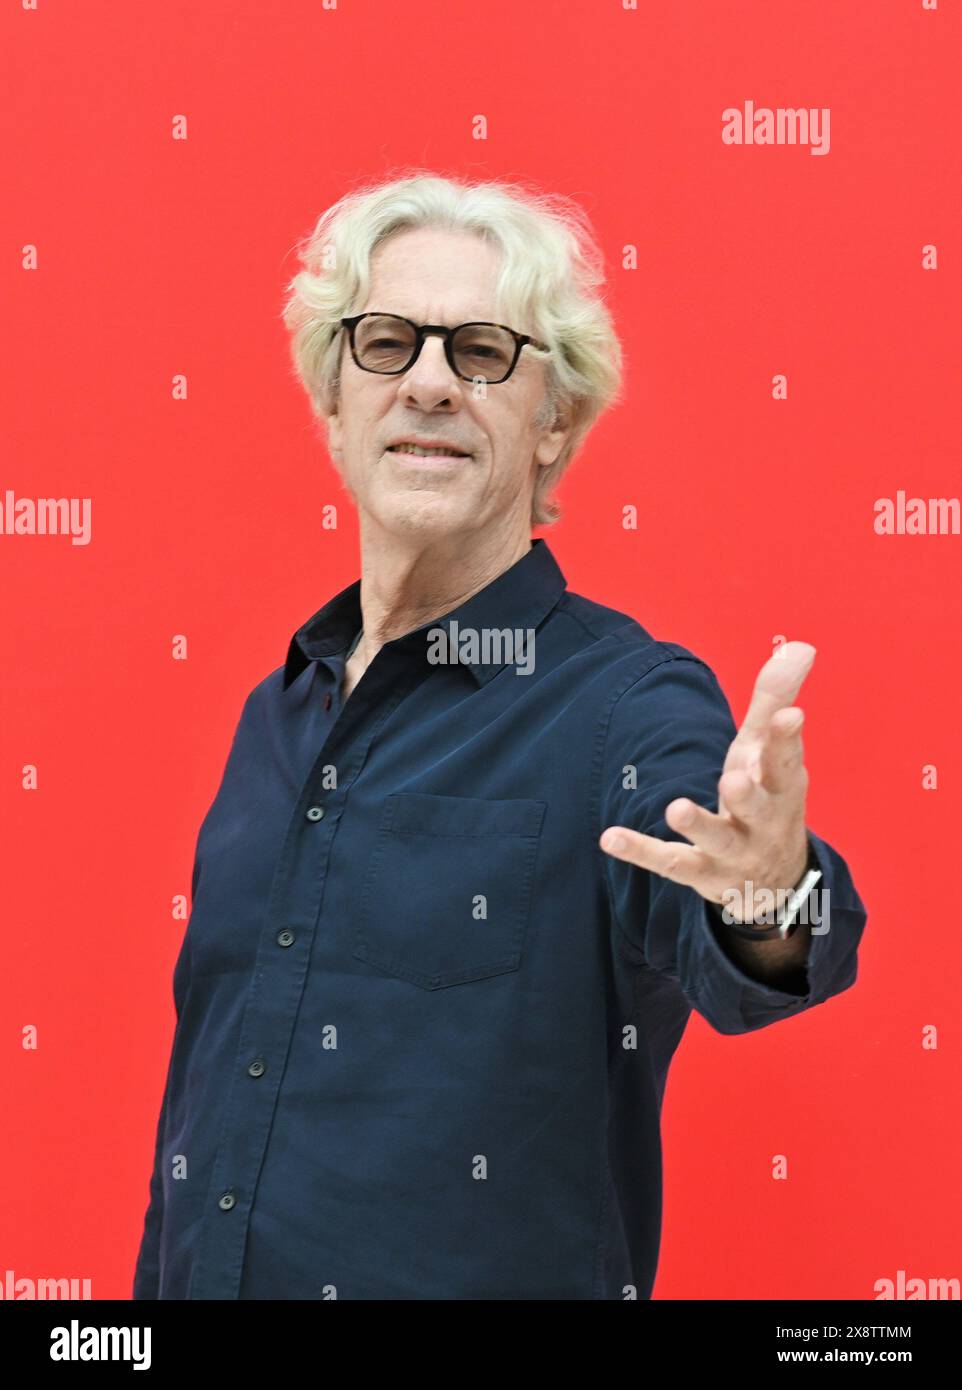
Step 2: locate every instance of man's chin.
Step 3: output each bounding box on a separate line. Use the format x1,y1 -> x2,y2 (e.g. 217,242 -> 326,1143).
368,489 -> 474,538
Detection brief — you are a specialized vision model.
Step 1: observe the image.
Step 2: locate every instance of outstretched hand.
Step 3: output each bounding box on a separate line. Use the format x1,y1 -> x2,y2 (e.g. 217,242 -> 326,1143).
599,642 -> 815,922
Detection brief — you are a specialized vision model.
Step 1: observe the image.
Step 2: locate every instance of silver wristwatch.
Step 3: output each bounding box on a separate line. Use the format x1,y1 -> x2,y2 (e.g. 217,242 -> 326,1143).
721,839 -> 822,941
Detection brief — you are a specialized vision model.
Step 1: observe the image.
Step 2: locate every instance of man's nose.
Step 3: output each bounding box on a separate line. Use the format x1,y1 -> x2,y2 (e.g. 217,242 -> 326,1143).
401,334 -> 460,405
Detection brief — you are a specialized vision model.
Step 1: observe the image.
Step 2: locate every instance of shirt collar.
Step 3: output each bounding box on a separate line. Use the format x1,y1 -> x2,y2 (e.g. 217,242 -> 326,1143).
282,537 -> 568,691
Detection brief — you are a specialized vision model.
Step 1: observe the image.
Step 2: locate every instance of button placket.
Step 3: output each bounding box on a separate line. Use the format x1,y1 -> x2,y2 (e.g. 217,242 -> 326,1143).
190,663 -> 427,1298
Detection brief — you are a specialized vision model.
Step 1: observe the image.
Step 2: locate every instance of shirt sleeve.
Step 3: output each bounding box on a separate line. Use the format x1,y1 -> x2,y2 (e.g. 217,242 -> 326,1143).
598,649 -> 868,1036
131,1055 -> 173,1299
131,686 -> 253,1297
131,900 -> 193,1299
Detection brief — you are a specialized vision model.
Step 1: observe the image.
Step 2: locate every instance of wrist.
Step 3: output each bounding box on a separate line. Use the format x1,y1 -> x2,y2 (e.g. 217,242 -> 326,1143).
713,836 -> 821,940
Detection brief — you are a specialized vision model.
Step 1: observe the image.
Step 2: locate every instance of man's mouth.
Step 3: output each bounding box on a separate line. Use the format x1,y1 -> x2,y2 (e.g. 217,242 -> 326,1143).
386,443 -> 471,459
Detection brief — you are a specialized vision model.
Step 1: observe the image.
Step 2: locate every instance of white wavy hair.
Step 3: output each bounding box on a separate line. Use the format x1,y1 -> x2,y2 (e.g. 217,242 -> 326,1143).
280,169 -> 625,527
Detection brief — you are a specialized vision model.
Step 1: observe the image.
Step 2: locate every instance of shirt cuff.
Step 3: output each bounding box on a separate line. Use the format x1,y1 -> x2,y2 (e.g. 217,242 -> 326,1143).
687,829 -> 866,1034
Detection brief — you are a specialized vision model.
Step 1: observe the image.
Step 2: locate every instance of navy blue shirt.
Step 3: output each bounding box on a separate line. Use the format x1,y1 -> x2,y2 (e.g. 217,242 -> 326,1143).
132,538 -> 867,1300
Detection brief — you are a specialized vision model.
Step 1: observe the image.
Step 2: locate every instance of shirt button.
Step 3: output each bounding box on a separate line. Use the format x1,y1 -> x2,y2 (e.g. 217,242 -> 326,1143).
306,805 -> 325,821
276,928 -> 295,947
218,1192 -> 236,1211
247,1058 -> 266,1078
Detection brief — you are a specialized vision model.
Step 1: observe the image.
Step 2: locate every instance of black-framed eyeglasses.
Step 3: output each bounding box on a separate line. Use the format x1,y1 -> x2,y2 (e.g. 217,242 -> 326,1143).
339,312 -> 549,385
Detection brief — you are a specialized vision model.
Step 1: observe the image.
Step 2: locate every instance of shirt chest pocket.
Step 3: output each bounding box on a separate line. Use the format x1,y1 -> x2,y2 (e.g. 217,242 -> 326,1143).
353,792 -> 547,990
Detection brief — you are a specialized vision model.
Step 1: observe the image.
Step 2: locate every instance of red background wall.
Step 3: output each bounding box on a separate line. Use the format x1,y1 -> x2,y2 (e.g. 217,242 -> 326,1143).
2,0 -> 959,1300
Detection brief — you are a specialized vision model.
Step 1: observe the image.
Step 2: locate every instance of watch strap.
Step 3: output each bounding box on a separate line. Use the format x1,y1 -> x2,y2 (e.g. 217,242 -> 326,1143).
716,838 -> 822,941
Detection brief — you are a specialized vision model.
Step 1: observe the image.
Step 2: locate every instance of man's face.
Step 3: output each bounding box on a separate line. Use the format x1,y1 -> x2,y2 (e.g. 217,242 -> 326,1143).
323,226 -> 569,543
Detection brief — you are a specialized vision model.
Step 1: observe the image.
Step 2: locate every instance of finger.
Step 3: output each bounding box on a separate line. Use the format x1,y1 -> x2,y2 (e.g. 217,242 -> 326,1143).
733,641 -> 816,748
599,826 -> 712,890
755,705 -> 807,795
664,797 -> 744,858
716,767 -> 774,824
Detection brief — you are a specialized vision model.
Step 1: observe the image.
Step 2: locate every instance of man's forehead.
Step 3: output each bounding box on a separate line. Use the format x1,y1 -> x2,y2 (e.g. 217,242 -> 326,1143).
357,301 -> 500,324
365,232 -> 501,321
360,277 -> 502,324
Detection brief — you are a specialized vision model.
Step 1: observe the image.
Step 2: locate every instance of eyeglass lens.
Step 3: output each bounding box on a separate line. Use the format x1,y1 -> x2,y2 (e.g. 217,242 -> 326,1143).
353,315 -> 516,382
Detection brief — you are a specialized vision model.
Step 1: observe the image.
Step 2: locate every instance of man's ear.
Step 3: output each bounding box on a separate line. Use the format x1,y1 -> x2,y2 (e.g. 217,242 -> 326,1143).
534,402 -> 574,469
317,385 -> 343,464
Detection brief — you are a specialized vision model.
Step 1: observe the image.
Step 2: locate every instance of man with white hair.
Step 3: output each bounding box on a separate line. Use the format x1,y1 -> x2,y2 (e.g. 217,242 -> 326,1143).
133,172 -> 867,1301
